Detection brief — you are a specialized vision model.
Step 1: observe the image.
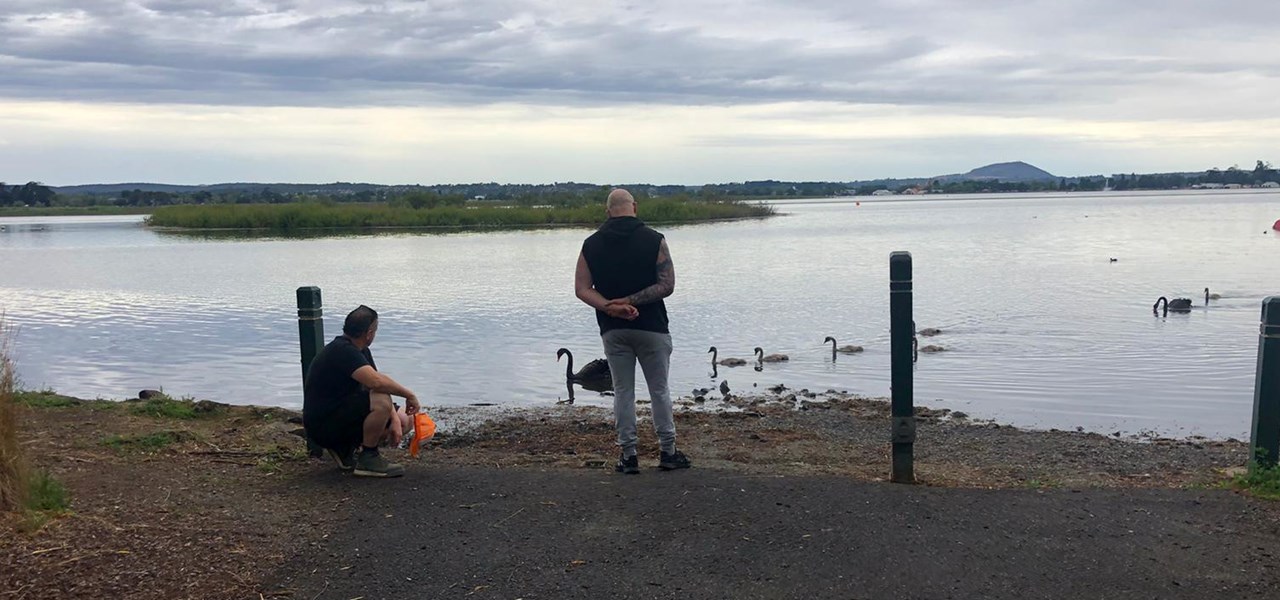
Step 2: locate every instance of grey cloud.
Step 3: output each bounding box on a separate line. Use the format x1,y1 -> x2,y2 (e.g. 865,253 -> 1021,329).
0,0 -> 1276,117
139,0 -> 296,17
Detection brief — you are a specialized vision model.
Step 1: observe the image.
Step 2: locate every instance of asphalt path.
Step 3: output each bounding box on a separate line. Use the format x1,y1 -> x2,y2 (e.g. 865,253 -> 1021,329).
270,465 -> 1280,600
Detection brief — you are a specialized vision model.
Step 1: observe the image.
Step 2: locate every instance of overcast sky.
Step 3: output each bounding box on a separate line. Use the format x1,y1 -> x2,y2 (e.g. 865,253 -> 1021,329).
2,0 -> 1277,185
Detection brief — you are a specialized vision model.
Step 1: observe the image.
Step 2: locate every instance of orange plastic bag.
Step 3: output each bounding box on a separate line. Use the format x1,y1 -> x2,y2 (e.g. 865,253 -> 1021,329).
409,412 -> 437,458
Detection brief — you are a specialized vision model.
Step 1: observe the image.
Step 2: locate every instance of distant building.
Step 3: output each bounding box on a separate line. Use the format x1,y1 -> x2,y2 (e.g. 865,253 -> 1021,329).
1225,183 -> 1243,189
1262,182 -> 1280,188
871,189 -> 895,196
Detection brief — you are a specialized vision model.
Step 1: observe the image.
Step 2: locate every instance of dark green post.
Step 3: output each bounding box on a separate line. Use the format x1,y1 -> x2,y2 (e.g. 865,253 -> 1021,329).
889,252 -> 915,483
297,286 -> 324,381
1250,296 -> 1280,470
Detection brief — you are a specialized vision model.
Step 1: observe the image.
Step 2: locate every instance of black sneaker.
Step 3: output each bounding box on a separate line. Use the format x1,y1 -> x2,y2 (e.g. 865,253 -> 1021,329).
615,453 -> 640,475
659,450 -> 692,471
354,450 -> 405,478
306,434 -> 325,459
325,446 -> 356,471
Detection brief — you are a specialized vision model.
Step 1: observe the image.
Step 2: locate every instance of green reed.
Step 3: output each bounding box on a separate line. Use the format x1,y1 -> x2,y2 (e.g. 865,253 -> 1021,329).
146,198 -> 774,231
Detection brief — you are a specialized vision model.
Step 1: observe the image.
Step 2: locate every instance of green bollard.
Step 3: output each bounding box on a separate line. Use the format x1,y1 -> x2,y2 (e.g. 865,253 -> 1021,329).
1250,296 -> 1280,470
297,286 -> 324,381
889,252 -> 915,483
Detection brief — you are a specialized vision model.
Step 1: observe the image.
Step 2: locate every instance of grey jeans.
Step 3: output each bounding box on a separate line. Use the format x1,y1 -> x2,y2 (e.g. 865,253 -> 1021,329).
601,328 -> 675,456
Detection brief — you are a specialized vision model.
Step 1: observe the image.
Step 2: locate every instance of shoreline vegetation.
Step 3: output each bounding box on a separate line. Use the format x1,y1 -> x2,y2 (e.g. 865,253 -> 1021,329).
4,160 -> 1276,220
144,197 -> 776,231
6,187 -> 1279,223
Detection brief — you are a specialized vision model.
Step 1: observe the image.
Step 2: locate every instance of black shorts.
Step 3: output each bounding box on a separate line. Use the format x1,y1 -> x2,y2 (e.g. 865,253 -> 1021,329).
307,390 -> 371,451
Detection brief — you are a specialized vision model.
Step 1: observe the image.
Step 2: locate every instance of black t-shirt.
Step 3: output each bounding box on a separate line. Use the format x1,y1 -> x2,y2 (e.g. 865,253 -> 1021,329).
302,336 -> 375,424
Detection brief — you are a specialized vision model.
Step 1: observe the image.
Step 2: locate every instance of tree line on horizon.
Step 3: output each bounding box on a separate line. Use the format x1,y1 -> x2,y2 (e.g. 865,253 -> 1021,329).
0,182 -> 56,207
3,160 -> 1275,208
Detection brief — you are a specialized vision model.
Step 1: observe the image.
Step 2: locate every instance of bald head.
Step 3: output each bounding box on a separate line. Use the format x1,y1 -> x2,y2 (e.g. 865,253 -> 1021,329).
606,188 -> 637,217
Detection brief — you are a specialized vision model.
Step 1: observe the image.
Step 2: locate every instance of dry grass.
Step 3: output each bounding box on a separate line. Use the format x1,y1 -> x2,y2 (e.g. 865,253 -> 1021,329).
0,316 -> 26,513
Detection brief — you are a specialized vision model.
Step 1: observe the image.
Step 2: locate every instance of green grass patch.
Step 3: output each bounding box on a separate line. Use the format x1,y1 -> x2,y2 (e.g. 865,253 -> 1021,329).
147,198 -> 774,231
26,468 -> 69,512
1232,462 -> 1280,500
130,397 -> 195,419
128,396 -> 207,419
14,389 -> 82,408
102,430 -> 190,452
17,469 -> 71,531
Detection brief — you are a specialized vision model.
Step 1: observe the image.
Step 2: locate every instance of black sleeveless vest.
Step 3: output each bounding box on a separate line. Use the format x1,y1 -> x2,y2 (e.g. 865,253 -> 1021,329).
581,216 -> 669,334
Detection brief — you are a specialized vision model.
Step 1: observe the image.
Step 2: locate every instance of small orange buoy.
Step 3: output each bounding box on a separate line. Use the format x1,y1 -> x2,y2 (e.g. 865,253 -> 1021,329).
409,412 -> 436,458
855,201 -> 861,206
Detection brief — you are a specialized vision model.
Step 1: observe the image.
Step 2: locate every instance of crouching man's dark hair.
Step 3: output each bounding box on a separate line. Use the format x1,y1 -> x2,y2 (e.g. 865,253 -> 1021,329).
343,305 -> 378,337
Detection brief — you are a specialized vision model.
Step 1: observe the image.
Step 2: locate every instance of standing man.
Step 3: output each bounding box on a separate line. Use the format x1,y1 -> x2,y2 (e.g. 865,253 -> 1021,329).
575,188 -> 691,474
303,305 -> 420,478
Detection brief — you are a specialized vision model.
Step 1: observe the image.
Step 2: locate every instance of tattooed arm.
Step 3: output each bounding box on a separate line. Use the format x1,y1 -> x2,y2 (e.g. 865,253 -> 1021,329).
624,238 -> 676,306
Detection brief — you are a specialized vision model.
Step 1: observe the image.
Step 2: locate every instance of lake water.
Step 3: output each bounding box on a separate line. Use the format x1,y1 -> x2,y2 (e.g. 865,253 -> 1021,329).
2,191 -> 1278,439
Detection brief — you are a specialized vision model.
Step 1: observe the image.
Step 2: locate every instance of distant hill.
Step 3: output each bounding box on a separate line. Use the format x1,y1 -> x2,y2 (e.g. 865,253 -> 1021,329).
930,161 -> 1057,184
53,183 -> 202,194
965,161 -> 1056,181
843,161 -> 1058,188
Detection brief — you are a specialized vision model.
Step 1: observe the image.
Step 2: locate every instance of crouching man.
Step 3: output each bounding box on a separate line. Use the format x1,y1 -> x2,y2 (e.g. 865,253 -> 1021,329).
303,305 -> 419,478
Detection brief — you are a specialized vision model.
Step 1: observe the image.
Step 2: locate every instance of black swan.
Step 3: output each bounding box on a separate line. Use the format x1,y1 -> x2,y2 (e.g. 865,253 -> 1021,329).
708,346 -> 748,366
1204,288 -> 1221,304
556,348 -> 612,389
908,320 -> 919,363
823,336 -> 863,360
754,347 -> 789,363
1153,296 -> 1193,316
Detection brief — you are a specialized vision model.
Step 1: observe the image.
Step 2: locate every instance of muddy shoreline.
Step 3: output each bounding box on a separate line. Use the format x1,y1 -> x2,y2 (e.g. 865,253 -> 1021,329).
430,387 -> 1250,488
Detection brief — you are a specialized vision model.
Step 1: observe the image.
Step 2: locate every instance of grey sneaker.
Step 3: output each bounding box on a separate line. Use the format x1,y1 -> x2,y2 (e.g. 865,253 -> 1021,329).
659,450 -> 692,471
354,450 -> 405,478
325,446 -> 356,471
